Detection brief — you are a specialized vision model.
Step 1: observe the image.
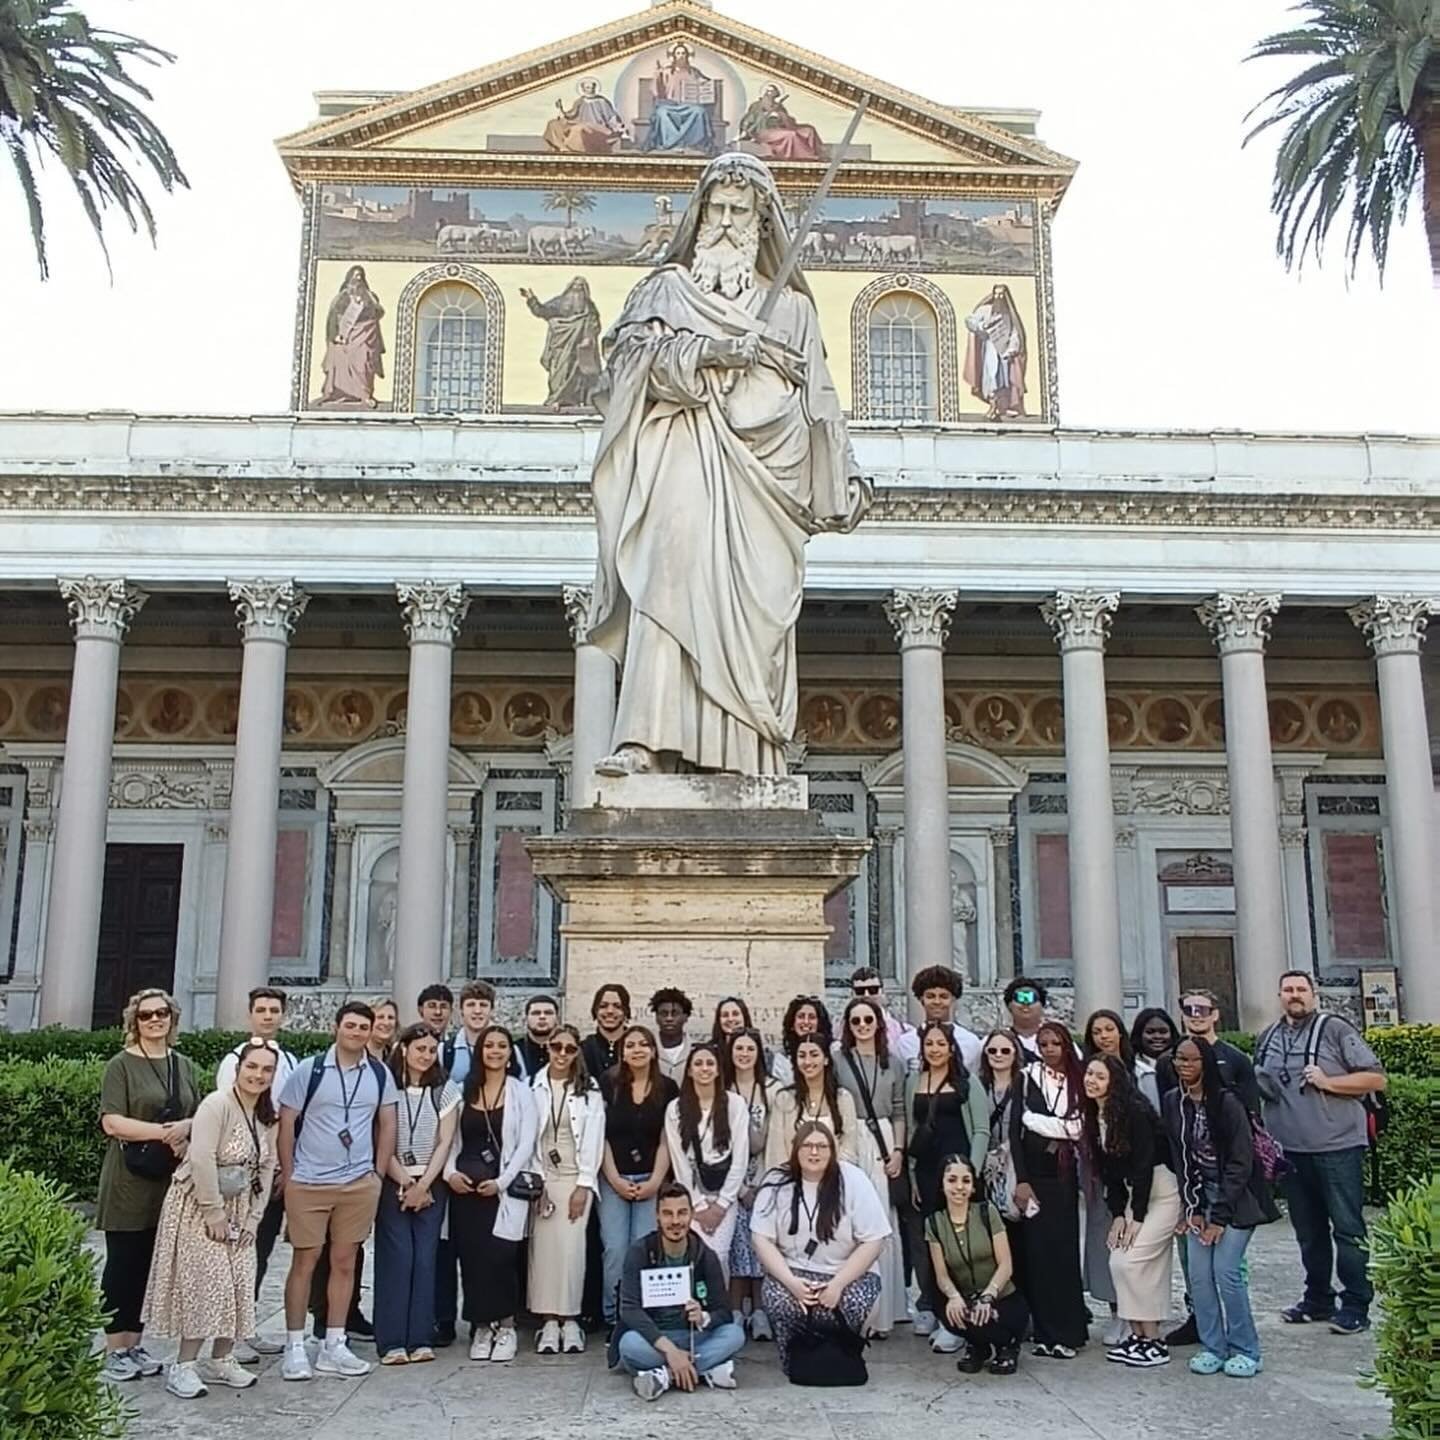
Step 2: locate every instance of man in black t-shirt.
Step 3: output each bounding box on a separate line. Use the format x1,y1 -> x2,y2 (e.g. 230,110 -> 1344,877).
582,983 -> 631,1079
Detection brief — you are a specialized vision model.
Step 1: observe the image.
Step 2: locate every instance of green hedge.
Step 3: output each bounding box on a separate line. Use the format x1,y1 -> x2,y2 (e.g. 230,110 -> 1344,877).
0,1026 -> 334,1067
1218,1023 -> 1436,1078
0,1163 -> 126,1439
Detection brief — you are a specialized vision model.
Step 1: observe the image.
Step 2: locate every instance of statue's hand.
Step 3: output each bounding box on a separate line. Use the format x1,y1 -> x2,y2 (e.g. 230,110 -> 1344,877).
701,334 -> 761,371
819,475 -> 873,534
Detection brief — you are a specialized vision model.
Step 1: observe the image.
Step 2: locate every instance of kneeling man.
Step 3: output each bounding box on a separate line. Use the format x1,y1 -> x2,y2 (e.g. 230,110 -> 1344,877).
611,1181 -> 746,1399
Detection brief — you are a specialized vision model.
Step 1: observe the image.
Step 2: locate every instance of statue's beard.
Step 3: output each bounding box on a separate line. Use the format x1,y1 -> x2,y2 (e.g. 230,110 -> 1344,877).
689,222 -> 760,300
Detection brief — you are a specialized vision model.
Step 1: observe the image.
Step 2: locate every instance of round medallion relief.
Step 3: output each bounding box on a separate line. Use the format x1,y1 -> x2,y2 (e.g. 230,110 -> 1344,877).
1143,697 -> 1194,746
113,687 -> 135,738
1267,698 -> 1307,747
1106,696 -> 1138,746
451,691 -> 493,737
944,696 -> 965,734
144,687 -> 196,736
385,691 -> 408,731
799,693 -> 849,743
283,688 -> 319,737
205,687 -> 241,737
504,691 -> 551,739
1029,696 -> 1064,745
1315,698 -> 1362,746
971,695 -> 1021,745
1200,697 -> 1226,745
327,689 -> 375,739
25,686 -> 68,736
857,694 -> 901,743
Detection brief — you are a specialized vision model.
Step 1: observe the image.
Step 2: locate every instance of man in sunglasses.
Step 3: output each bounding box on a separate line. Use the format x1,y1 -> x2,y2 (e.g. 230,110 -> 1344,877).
1155,988 -> 1260,1115
1002,977 -> 1050,1060
849,966 -> 914,1054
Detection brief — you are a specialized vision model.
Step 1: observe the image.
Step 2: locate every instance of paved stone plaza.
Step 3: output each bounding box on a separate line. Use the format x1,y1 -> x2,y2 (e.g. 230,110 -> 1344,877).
101,1217 -> 1386,1440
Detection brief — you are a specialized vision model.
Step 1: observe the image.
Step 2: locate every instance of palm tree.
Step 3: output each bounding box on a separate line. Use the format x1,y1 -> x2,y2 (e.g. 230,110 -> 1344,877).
0,0 -> 187,279
542,189 -> 597,227
1245,0 -> 1440,284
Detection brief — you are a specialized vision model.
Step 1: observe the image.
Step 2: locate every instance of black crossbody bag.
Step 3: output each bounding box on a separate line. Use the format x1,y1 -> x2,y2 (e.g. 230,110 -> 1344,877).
843,1051 -> 909,1210
122,1053 -> 183,1180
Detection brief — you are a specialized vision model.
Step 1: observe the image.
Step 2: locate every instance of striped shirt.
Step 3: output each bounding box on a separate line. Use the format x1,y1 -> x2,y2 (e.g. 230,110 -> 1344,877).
396,1079 -> 462,1175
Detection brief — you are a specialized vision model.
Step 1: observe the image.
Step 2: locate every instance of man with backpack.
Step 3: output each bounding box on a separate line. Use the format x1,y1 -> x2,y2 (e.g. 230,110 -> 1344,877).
277,1001 -> 399,1380
1254,970 -> 1386,1335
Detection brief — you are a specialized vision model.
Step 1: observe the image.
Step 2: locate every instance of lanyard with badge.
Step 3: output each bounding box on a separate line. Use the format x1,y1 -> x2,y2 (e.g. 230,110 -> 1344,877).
546,1081 -> 571,1167
336,1060 -> 366,1151
798,1184 -> 822,1261
401,1087 -> 425,1169
240,1103 -> 264,1197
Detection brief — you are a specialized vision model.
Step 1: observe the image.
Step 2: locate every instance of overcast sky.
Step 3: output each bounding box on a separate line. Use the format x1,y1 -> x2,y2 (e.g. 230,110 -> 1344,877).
1,0 -> 1435,432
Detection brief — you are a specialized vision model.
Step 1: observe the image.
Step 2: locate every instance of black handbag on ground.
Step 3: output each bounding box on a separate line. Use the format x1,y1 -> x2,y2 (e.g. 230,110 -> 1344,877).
786,1318 -> 868,1387
122,1053 -> 182,1180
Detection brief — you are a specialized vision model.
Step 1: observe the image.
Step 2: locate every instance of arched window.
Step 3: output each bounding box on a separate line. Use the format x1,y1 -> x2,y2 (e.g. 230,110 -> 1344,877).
866,293 -> 938,422
414,282 -> 490,414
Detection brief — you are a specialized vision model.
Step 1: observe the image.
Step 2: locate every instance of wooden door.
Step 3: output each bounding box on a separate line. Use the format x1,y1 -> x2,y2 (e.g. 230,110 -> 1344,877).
91,843 -> 184,1029
1176,935 -> 1238,1031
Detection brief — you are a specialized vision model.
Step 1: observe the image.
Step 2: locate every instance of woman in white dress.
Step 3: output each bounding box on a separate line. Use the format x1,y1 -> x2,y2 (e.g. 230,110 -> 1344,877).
725,1027 -> 779,1337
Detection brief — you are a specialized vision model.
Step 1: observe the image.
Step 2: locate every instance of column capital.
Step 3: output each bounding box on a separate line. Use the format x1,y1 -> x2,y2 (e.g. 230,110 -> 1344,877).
562,584 -> 595,645
1279,826 -> 1308,850
1040,590 -> 1119,653
884,588 -> 958,649
228,579 -> 309,642
397,581 -> 471,645
58,576 -> 147,641
987,825 -> 1016,847
1196,592 -> 1281,655
1348,594 -> 1438,658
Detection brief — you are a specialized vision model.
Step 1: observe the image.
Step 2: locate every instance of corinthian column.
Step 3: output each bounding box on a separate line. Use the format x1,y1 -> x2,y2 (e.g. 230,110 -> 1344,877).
39,578 -> 148,1027
1349,596 -> 1440,1021
1040,590 -> 1122,1019
885,589 -> 957,993
1197,592 -> 1288,1031
395,582 -> 470,1011
563,584 -> 616,809
215,581 -> 309,1028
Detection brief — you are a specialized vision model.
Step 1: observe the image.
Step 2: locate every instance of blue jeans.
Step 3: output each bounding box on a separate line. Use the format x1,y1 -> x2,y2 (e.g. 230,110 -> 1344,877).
1187,1226 -> 1259,1363
1283,1147 -> 1372,1317
373,1180 -> 447,1354
598,1174 -> 658,1323
617,1321 -> 746,1377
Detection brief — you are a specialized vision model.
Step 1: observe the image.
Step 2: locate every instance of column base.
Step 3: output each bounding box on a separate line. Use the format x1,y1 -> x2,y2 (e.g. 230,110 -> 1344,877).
529,775 -> 868,1032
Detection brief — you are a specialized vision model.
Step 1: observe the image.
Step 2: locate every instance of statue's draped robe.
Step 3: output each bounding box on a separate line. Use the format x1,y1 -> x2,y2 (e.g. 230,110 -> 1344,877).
589,265 -> 859,774
526,289 -> 602,407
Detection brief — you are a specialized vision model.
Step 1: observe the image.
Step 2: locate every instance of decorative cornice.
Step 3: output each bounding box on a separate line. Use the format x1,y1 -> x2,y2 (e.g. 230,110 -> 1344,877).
397,581 -> 471,644
1196,592 -> 1282,656
1348,595 -> 1437,658
1041,590 -> 1119,653
885,588 -> 958,649
562,584 -> 595,646
58,576 -> 147,641
229,579 -> 310,642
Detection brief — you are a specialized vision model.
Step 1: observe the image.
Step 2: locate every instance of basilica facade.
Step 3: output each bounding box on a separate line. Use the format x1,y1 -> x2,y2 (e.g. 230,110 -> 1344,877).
0,0 -> 1435,1034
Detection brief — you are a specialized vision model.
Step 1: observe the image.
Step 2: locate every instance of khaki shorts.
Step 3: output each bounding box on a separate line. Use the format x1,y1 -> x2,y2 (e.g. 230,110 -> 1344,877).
284,1174 -> 381,1250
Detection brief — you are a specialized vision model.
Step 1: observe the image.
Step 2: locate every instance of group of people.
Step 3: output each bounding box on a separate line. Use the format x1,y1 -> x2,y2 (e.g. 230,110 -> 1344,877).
93,963 -> 1385,1401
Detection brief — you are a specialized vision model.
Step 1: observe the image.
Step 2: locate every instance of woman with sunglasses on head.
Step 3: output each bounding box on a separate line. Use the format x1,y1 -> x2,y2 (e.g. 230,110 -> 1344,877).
834,996 -> 907,1337
905,1020 -> 984,1348
1081,1054 -> 1180,1368
97,988 -> 202,1384
726,1027 -> 779,1337
766,1036 -> 859,1170
977,1028 -> 1025,1235
750,1120 -> 891,1379
142,1039 -> 277,1398
367,998 -> 400,1063
773,994 -> 834,1086
374,1024 -> 461,1366
445,1025 -> 539,1364
1011,1019 -> 1089,1358
664,1042 -> 751,1281
528,1023 -> 604,1355
1080,1008 -> 1134,1344
926,1154 -> 1027,1375
597,1024 -> 677,1328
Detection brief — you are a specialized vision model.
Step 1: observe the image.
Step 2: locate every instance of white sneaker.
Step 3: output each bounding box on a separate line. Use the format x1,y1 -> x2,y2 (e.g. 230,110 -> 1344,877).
912,1309 -> 938,1337
282,1346 -> 313,1382
536,1319 -> 561,1354
560,1319 -> 585,1354
198,1355 -> 257,1389
165,1361 -> 208,1399
749,1309 -> 773,1342
127,1345 -> 164,1377
247,1334 -> 286,1356
633,1366 -> 672,1401
704,1359 -> 738,1389
1101,1316 -> 1130,1348
490,1327 -> 518,1363
101,1350 -> 141,1383
930,1325 -> 963,1354
230,1339 -> 259,1365
316,1339 -> 371,1377
469,1326 -> 494,1362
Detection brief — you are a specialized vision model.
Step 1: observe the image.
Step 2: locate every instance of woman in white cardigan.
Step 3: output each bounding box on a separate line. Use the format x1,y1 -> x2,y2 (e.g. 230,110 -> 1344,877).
528,1023 -> 605,1355
664,1042 -> 750,1282
443,1026 -> 540,1364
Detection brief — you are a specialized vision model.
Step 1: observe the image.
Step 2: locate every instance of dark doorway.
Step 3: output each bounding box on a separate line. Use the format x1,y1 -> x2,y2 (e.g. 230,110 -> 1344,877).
92,843 -> 184,1029
1176,934 -> 1239,1031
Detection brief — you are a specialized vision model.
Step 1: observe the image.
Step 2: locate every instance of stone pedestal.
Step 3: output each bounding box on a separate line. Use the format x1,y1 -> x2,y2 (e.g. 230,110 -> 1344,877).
528,775 -> 869,1034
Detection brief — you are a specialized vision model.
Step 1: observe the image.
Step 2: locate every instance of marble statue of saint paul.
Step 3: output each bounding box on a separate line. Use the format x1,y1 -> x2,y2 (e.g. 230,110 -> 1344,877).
588,152 -> 870,778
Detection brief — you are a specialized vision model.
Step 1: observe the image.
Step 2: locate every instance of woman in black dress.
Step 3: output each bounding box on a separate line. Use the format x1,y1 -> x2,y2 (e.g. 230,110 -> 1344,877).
1011,1019 -> 1089,1358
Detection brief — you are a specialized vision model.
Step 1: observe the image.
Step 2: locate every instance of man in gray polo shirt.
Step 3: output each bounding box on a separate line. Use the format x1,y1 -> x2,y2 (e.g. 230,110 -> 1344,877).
1255,971 -> 1386,1335
278,1001 -> 398,1379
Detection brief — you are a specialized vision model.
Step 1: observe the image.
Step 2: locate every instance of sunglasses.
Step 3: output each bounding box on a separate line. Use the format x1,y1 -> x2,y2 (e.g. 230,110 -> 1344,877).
137,1007 -> 171,1022
850,1014 -> 876,1026
1181,1004 -> 1215,1017
549,1041 -> 579,1056
1011,989 -> 1039,1005
852,984 -> 882,996
984,1045 -> 1015,1057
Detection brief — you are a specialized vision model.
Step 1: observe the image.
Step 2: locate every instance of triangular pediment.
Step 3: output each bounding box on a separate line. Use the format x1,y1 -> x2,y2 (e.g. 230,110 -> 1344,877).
277,0 -> 1075,188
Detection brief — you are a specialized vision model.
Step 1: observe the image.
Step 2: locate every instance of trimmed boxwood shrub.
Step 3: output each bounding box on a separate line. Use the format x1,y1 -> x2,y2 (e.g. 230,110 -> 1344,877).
0,1163 -> 127,1439
0,1026 -> 334,1066
1220,1024 -> 1437,1077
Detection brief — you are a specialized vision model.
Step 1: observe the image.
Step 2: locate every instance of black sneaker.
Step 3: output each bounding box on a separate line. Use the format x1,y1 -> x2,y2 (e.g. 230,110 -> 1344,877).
1107,1335 -> 1144,1364
955,1342 -> 990,1374
346,1313 -> 374,1343
1126,1340 -> 1171,1369
432,1326 -> 457,1349
988,1345 -> 1019,1375
1164,1313 -> 1199,1346
1329,1313 -> 1370,1336
1280,1302 -> 1335,1325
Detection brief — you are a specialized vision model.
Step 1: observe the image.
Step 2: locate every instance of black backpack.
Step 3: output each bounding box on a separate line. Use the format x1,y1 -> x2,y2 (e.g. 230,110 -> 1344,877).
786,1317 -> 868,1387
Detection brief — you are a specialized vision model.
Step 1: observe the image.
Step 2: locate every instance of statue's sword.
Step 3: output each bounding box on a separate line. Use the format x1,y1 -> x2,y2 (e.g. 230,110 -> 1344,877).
755,92 -> 871,326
